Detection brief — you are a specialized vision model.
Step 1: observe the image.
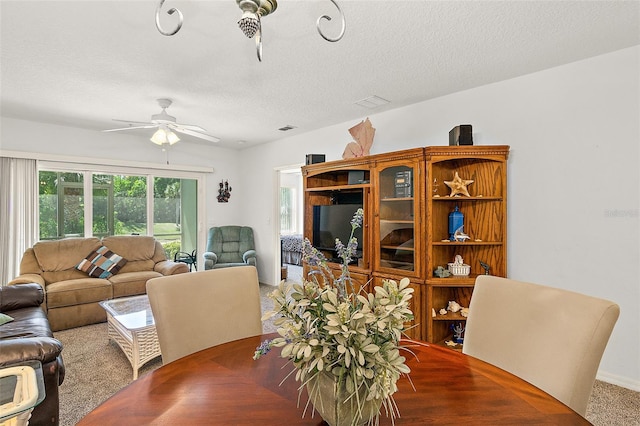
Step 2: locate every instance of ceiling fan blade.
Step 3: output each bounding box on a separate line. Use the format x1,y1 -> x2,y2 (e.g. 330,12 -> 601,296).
112,119 -> 155,126
106,101 -> 216,142
174,123 -> 207,132
172,126 -> 220,143
103,125 -> 158,132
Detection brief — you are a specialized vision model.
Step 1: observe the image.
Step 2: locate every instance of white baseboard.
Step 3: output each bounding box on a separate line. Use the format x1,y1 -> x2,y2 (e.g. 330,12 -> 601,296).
597,371 -> 640,392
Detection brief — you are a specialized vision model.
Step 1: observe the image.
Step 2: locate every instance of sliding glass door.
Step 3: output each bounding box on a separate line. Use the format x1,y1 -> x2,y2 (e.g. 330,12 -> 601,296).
39,169 -> 198,260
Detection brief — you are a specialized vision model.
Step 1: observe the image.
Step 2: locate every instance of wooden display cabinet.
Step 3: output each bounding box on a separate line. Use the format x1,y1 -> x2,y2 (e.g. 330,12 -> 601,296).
426,283 -> 474,351
302,145 -> 509,347
371,149 -> 424,279
303,158 -> 372,280
425,146 -> 509,347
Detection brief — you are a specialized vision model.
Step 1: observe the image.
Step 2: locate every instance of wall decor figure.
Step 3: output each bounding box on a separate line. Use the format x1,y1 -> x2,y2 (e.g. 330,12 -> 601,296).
217,180 -> 232,202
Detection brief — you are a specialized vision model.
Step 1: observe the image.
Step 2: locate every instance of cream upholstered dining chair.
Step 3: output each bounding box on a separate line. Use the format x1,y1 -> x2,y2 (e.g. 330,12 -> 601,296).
462,275 -> 619,417
146,266 -> 263,364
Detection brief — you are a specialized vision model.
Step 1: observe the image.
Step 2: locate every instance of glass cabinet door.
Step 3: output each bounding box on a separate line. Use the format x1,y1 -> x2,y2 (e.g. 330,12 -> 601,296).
376,163 -> 418,273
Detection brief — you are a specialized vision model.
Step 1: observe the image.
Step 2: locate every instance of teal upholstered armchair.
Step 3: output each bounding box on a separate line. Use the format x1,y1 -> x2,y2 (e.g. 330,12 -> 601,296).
203,226 -> 257,270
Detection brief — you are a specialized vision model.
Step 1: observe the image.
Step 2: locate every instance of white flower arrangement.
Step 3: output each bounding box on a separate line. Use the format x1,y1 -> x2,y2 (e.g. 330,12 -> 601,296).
254,208 -> 414,424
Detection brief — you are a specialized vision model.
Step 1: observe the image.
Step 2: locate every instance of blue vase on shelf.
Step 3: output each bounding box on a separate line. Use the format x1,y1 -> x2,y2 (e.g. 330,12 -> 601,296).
448,206 -> 464,241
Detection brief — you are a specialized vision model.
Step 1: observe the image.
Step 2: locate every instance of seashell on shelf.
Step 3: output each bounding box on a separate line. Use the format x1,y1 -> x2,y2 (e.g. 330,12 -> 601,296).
447,301 -> 462,313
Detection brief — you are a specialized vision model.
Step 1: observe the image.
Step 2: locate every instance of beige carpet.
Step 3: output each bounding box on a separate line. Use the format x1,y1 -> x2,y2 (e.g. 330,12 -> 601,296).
54,282 -> 283,425
54,277 -> 638,425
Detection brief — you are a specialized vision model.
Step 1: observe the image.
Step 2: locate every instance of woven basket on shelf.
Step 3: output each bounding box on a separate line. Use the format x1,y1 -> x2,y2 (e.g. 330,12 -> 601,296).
448,263 -> 470,276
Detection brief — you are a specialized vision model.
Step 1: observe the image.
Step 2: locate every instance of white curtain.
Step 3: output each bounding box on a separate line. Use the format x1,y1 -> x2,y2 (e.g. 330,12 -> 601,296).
0,157 -> 39,285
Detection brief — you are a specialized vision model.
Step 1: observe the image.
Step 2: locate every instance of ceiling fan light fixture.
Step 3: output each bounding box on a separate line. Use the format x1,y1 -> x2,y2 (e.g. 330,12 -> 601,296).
150,127 -> 180,146
238,11 -> 260,38
105,99 -> 218,144
167,130 -> 180,145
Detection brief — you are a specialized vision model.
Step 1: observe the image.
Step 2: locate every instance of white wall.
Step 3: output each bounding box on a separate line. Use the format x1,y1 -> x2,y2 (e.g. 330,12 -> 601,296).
1,46 -> 637,389
238,46 -> 639,389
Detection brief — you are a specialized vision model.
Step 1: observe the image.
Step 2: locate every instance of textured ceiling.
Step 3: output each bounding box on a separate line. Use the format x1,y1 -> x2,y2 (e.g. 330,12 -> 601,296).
1,1 -> 639,149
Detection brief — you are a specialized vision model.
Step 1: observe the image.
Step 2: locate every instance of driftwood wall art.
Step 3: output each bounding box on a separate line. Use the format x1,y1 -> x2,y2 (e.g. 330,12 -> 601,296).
342,118 -> 375,159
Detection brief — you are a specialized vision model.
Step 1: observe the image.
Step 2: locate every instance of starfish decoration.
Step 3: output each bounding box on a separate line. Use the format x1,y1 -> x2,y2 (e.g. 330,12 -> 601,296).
445,172 -> 474,197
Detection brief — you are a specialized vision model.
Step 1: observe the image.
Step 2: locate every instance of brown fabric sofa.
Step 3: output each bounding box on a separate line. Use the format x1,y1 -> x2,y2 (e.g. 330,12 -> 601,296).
9,236 -> 189,331
0,283 -> 65,425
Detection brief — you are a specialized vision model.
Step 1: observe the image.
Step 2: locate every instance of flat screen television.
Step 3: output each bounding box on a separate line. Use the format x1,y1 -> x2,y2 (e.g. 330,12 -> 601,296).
312,204 -> 363,260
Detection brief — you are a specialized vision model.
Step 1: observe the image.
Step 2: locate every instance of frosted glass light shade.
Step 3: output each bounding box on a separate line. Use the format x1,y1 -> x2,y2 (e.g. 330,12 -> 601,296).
151,128 -> 180,145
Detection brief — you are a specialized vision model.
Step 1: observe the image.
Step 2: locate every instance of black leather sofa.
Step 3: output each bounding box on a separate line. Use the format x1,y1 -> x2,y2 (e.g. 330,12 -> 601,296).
0,283 -> 65,425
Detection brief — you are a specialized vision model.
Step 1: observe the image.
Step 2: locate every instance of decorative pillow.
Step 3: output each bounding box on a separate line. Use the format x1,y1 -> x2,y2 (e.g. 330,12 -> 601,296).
76,246 -> 127,279
0,313 -> 14,326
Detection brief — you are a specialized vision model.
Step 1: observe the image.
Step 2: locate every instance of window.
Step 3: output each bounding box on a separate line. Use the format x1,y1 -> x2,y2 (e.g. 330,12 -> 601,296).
153,177 -> 197,260
93,174 -> 147,237
39,171 -> 84,238
279,169 -> 303,235
280,187 -> 294,234
38,168 -> 199,259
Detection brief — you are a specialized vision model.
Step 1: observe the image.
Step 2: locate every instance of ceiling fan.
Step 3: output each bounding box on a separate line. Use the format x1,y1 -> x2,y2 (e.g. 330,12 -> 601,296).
103,99 -> 220,145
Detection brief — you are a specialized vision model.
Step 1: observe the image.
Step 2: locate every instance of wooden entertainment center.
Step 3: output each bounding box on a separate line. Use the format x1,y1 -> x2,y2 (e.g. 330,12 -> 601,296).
302,145 -> 509,346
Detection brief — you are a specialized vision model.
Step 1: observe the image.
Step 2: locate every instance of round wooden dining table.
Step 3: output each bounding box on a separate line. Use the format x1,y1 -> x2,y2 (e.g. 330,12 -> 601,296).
78,333 -> 590,425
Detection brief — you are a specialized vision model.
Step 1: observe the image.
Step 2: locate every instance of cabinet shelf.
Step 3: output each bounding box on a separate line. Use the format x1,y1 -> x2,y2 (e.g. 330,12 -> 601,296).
434,337 -> 464,352
432,196 -> 502,201
433,312 -> 468,321
380,219 -> 414,224
381,197 -> 414,202
427,277 -> 476,286
379,260 -> 414,270
381,244 -> 415,251
306,183 -> 369,192
432,241 -> 503,246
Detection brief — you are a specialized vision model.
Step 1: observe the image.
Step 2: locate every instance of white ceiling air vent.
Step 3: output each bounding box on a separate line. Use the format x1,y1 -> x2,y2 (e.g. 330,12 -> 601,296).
355,95 -> 390,109
278,125 -> 297,131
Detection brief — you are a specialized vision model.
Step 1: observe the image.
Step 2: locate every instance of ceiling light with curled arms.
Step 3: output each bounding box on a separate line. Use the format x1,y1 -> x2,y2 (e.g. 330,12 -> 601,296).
154,0 -> 346,62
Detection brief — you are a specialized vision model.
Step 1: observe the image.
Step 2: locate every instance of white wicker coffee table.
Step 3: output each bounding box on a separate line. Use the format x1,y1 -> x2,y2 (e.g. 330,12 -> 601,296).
99,295 -> 160,380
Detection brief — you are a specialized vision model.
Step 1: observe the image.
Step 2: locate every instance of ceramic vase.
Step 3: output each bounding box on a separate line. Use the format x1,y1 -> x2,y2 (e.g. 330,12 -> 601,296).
306,371 -> 382,426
